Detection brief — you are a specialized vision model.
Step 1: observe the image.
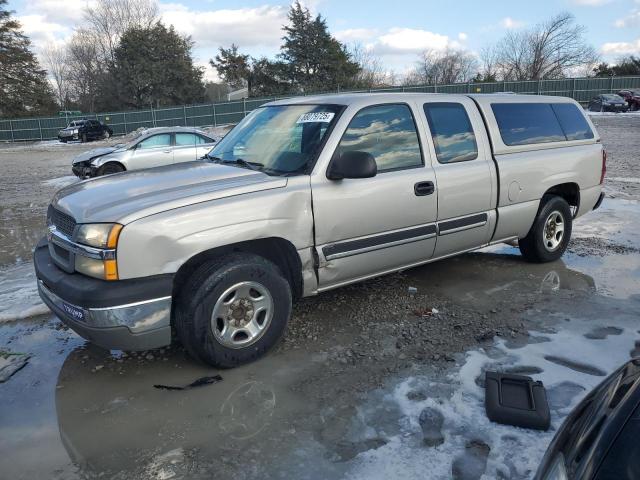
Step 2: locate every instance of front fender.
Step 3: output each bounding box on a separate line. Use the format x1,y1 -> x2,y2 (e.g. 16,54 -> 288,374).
116,177 -> 313,280
92,152 -> 128,169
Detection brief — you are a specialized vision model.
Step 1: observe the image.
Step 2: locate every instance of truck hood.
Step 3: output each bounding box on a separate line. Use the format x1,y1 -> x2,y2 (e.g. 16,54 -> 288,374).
52,161 -> 287,224
72,146 -> 124,164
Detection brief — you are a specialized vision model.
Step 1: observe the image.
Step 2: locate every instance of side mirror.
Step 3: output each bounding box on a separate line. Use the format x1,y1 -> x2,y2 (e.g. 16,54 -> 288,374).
327,150 -> 377,180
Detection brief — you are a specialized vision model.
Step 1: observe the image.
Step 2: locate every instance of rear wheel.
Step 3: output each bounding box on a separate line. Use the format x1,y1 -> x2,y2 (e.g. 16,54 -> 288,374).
519,195 -> 572,263
174,253 -> 292,368
103,130 -> 111,139
97,163 -> 124,176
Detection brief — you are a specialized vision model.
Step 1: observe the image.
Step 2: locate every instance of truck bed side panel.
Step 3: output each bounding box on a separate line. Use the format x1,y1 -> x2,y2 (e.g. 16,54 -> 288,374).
493,143 -> 603,239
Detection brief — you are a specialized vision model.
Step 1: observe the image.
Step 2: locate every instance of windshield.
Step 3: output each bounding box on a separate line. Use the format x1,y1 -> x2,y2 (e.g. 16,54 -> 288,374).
602,94 -> 623,101
207,104 -> 342,175
67,121 -> 84,128
120,130 -> 147,149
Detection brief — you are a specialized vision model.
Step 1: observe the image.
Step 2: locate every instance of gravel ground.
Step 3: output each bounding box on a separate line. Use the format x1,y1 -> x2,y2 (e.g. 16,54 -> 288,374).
0,115 -> 639,479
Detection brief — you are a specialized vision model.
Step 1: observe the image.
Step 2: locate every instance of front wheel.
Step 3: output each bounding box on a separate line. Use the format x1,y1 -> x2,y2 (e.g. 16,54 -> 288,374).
519,195 -> 572,263
97,163 -> 124,176
174,253 -> 292,368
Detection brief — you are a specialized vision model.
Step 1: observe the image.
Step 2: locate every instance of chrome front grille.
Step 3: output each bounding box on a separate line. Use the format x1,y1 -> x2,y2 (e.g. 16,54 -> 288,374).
48,205 -> 76,238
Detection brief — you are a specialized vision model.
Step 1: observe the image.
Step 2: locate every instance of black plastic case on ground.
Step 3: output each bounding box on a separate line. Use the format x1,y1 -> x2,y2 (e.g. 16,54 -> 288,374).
485,371 -> 550,431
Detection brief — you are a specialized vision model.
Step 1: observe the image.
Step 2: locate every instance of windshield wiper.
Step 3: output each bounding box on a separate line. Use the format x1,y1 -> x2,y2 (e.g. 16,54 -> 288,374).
207,155 -> 265,171
233,158 -> 265,171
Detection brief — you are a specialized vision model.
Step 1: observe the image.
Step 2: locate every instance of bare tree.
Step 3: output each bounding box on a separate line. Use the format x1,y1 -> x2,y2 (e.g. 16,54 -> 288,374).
84,0 -> 159,63
42,45 -> 70,107
405,47 -> 478,85
478,45 -> 500,82
66,31 -> 102,112
492,12 -> 599,80
348,43 -> 393,88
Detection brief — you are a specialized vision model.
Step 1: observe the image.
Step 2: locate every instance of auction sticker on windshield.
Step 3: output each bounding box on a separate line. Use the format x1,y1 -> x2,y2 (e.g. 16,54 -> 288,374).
296,112 -> 335,123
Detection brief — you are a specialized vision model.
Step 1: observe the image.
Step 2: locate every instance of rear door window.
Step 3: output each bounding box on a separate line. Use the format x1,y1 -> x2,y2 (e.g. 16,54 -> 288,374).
491,103 -> 566,146
551,104 -> 594,141
337,104 -> 422,172
423,103 -> 478,163
175,133 -> 199,146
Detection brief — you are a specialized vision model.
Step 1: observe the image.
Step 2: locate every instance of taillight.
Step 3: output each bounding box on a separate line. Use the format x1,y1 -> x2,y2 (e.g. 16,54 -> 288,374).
600,149 -> 607,185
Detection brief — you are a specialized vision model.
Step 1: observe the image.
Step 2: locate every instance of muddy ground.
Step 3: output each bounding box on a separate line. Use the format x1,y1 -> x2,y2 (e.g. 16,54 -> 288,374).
0,115 -> 639,479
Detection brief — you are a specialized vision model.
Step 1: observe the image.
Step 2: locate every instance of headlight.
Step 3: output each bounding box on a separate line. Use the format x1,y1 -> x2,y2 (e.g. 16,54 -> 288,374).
76,223 -> 122,249
543,453 -> 568,480
75,256 -> 109,279
74,223 -> 122,281
73,128 -> 79,134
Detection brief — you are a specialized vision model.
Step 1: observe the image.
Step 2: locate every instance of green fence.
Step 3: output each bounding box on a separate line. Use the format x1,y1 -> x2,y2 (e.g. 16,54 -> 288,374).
2,75 -> 639,143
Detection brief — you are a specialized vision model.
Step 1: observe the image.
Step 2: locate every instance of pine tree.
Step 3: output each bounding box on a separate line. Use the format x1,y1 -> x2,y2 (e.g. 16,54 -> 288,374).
210,44 -> 251,90
0,0 -> 56,117
279,1 -> 360,93
112,22 -> 204,109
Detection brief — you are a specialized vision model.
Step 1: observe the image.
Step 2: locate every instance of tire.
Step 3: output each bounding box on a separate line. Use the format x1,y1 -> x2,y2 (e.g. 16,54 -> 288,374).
81,133 -> 87,143
103,130 -> 111,139
519,195 -> 572,263
97,163 -> 124,176
174,253 -> 292,368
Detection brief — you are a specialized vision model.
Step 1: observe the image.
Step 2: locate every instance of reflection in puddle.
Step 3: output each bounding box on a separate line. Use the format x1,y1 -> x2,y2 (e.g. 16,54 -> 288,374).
219,381 -> 277,440
53,345 -> 317,478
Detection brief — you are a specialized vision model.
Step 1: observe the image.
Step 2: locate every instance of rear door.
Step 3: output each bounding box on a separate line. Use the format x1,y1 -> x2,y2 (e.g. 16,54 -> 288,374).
195,134 -> 217,159
420,98 -> 496,257
173,132 -> 201,163
129,133 -> 173,169
311,101 -> 438,290
173,132 -> 216,163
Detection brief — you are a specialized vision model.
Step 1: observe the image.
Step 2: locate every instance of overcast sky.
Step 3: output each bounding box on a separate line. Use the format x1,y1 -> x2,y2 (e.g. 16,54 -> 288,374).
7,0 -> 640,82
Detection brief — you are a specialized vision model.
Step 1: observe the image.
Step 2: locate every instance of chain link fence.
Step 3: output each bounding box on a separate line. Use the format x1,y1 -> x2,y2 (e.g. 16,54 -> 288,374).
2,76 -> 639,143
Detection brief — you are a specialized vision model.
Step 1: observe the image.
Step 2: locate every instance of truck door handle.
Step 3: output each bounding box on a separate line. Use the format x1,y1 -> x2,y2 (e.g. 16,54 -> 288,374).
414,181 -> 435,196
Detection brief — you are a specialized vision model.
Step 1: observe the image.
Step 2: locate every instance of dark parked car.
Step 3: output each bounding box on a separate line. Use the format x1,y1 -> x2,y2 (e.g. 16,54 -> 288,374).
58,120 -> 113,143
535,358 -> 640,480
587,94 -> 629,113
617,89 -> 640,111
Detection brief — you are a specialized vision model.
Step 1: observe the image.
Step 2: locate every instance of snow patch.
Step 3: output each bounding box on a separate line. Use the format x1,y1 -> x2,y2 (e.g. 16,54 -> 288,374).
586,110 -> 640,116
608,176 -> 640,184
345,314 -> 639,480
42,175 -> 78,189
0,263 -> 50,323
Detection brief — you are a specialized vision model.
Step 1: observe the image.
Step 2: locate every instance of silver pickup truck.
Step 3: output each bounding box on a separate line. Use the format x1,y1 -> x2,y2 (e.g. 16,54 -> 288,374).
35,93 -> 605,367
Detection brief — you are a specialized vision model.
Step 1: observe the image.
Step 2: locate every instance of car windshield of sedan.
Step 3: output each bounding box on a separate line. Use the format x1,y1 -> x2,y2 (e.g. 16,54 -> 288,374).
602,94 -> 623,101
206,104 -> 342,176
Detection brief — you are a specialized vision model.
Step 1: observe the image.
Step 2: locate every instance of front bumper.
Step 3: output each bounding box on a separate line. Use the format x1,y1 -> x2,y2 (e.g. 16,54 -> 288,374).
59,132 -> 79,141
34,238 -> 173,351
71,163 -> 97,178
603,104 -> 628,112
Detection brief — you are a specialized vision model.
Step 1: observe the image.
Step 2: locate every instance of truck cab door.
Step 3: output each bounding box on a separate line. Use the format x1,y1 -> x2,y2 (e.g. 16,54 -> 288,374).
420,98 -> 496,257
130,133 -> 173,169
311,102 -> 438,291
